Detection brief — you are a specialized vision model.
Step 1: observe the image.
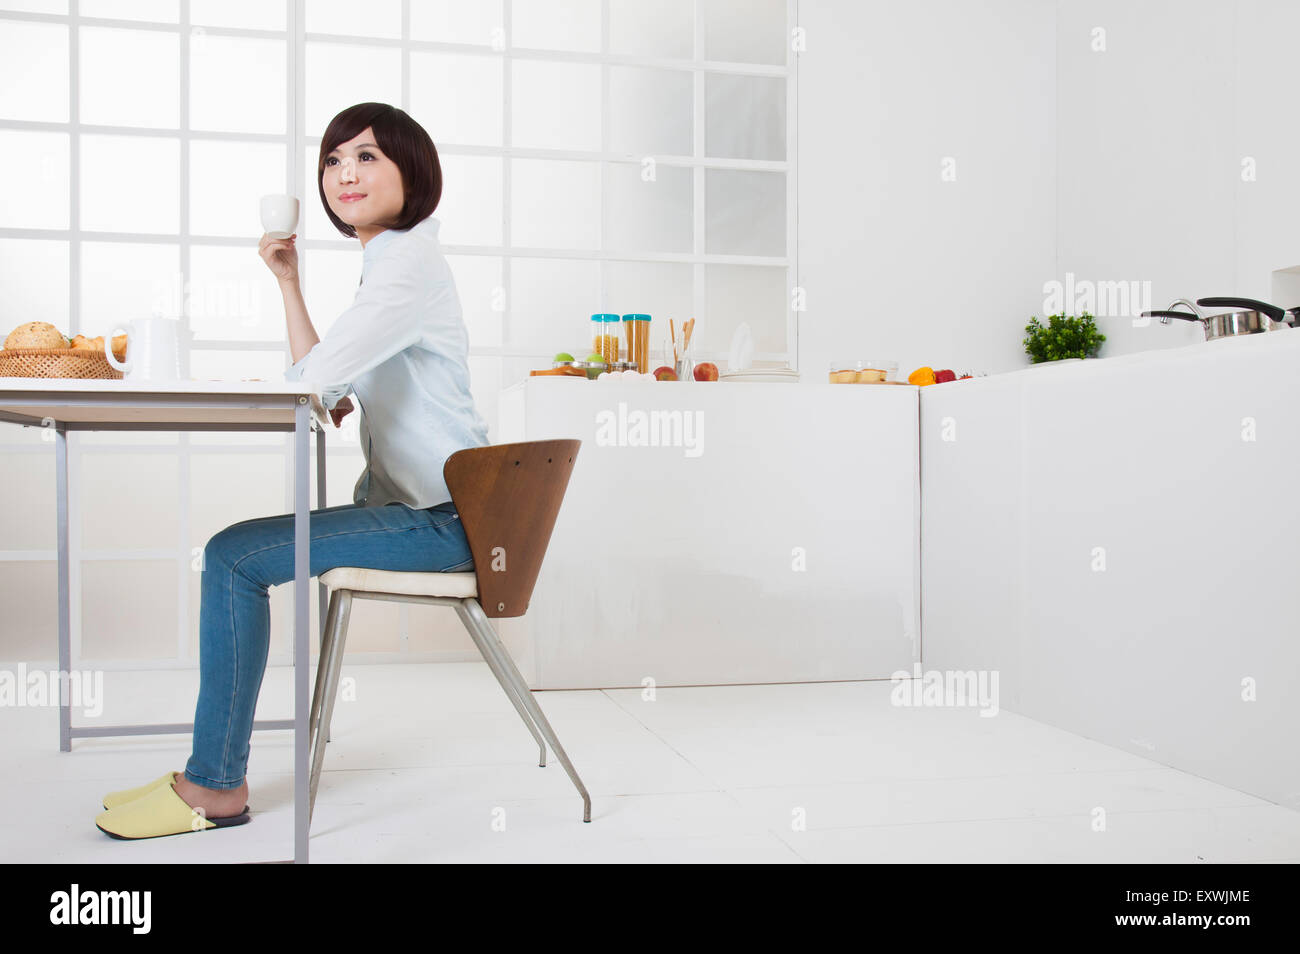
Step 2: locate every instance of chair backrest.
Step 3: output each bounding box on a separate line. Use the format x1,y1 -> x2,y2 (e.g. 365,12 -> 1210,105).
443,439 -> 581,618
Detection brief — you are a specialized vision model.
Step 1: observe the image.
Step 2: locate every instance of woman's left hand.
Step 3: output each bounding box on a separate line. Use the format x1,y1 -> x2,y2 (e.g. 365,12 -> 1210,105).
330,396 -> 354,428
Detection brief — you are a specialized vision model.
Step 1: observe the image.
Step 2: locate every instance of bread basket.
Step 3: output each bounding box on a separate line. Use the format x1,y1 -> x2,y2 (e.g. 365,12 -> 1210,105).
0,348 -> 125,380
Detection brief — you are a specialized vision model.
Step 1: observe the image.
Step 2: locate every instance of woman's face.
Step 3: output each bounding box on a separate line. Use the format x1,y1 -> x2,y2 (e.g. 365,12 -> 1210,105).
323,126 -> 404,240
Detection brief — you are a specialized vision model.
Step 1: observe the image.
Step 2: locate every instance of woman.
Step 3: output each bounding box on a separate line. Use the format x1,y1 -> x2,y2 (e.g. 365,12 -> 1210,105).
95,103 -> 491,839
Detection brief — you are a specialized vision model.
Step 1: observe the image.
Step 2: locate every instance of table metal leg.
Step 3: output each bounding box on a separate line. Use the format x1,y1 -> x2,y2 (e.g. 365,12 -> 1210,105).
293,399 -> 310,863
315,421 -> 327,645
55,423 -> 71,753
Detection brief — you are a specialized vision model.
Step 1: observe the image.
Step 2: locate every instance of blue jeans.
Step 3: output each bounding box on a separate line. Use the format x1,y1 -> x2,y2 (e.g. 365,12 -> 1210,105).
184,500 -> 474,790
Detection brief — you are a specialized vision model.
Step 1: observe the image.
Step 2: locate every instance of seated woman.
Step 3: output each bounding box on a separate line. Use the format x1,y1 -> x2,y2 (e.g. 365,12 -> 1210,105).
95,102 -> 491,839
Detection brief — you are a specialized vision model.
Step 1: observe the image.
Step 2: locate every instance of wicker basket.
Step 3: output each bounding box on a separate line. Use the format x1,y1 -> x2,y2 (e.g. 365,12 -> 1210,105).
0,348 -> 125,380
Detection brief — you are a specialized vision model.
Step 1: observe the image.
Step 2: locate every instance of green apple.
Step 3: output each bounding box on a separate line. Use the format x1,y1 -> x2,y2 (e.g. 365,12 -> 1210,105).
554,351 -> 575,363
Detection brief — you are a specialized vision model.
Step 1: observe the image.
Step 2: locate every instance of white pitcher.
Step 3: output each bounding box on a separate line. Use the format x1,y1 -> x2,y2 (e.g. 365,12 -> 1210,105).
104,317 -> 184,384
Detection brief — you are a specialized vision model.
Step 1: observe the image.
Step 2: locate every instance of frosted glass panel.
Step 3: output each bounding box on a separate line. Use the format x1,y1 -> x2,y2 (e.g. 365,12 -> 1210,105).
509,257 -> 600,351
80,242 -> 180,332
512,61 -> 600,152
703,0 -> 786,65
610,0 -> 692,59
706,73 -> 785,161
305,42 -> 402,136
303,144 -> 337,240
307,0 -> 401,39
410,52 -> 502,147
705,264 -> 787,353
0,130 -> 69,229
80,560 -> 178,662
705,169 -> 785,257
604,161 -> 692,253
410,0 -> 502,46
80,27 -> 179,128
511,0 -> 600,52
0,239 -> 69,327
81,455 -> 177,549
605,261 -> 693,355
445,254 -> 503,347
191,0 -> 285,31
190,35 -> 286,134
0,21 -> 68,122
191,140 -> 285,238
303,248 -> 363,337
81,0 -> 177,21
0,1 -> 67,12
609,67 -> 692,157
190,349 -> 285,382
511,159 -> 599,250
435,154 -> 503,247
81,135 -> 180,234
189,244 -> 284,341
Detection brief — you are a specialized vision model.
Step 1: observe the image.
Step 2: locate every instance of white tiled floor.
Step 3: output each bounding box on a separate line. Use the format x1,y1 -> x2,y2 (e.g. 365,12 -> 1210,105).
3,663 -> 1298,863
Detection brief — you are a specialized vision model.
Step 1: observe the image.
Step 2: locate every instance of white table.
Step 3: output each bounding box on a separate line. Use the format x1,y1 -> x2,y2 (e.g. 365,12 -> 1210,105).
0,378 -> 329,863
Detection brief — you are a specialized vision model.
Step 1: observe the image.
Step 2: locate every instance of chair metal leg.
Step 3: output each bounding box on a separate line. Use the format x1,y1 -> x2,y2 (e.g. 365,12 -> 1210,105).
457,597 -> 592,823
309,589 -> 342,748
309,589 -> 353,821
454,603 -> 547,767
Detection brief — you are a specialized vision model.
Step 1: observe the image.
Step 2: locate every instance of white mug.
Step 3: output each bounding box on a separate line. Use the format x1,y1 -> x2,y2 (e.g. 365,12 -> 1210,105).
104,317 -> 183,384
260,194 -> 300,240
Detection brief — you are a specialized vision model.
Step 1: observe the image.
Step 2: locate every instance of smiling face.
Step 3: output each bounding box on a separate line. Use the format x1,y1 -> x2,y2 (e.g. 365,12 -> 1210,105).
322,126 -> 405,246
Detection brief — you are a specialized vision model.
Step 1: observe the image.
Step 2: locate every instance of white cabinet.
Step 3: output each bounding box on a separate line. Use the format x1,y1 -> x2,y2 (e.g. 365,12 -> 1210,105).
499,378 -> 921,689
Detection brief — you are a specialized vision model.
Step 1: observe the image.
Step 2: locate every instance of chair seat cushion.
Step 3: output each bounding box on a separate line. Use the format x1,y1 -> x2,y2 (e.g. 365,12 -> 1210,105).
319,567 -> 478,598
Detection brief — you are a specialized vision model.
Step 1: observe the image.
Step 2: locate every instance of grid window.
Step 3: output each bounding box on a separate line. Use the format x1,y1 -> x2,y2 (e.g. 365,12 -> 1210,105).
0,0 -> 797,670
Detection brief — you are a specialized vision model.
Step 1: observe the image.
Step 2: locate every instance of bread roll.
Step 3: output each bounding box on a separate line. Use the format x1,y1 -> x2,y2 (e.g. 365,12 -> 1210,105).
5,321 -> 70,350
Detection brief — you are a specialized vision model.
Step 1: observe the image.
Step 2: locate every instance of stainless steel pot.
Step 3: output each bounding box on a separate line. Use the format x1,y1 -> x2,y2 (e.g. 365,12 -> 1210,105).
1141,297 -> 1300,341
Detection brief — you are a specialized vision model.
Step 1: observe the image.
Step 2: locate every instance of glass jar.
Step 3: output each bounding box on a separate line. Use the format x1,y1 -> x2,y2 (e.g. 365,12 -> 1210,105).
622,314 -> 650,381
591,313 -> 620,364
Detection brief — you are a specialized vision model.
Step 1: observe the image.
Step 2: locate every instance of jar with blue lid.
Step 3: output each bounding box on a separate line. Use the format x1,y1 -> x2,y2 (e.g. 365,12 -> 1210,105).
590,314 -> 620,364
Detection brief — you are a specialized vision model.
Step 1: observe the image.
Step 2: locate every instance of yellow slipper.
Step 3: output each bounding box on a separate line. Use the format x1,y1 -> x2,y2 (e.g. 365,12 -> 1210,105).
95,780 -> 250,840
102,771 -> 179,811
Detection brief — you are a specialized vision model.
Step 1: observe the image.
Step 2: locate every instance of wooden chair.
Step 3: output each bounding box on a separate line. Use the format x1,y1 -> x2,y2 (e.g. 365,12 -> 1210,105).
307,439 -> 590,824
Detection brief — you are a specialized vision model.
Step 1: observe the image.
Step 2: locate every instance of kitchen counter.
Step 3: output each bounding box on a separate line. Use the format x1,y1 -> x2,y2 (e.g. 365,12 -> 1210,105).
499,377 -> 922,688
920,329 -> 1300,810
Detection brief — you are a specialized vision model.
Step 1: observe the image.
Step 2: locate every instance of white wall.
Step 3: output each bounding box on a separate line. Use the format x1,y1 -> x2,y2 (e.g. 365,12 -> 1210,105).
797,0 -> 1058,379
798,0 -> 1300,377
1056,0 -> 1300,357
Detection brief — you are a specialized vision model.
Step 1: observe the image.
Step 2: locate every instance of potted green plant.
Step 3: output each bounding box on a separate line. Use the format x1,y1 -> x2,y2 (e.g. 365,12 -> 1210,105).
1023,312 -> 1105,364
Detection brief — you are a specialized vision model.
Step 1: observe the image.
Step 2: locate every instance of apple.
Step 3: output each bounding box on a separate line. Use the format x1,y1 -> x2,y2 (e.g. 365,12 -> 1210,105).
693,361 -> 719,381
554,351 -> 575,363
652,366 -> 677,381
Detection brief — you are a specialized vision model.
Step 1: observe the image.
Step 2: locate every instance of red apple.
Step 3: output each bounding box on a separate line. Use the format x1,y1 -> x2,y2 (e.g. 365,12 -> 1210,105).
652,366 -> 677,381
693,361 -> 719,381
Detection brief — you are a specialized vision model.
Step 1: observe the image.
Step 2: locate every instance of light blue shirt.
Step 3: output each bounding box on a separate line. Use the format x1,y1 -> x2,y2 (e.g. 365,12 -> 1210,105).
284,215 -> 491,510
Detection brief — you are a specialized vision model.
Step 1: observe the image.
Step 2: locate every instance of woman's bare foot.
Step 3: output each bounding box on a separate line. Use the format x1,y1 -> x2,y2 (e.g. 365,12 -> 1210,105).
172,776 -> 249,819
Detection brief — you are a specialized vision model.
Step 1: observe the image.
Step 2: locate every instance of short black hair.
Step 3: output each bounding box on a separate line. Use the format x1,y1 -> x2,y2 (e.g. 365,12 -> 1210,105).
318,102 -> 442,238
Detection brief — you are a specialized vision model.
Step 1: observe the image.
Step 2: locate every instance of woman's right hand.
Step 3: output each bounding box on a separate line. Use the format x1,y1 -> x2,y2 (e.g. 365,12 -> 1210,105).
258,232 -> 299,285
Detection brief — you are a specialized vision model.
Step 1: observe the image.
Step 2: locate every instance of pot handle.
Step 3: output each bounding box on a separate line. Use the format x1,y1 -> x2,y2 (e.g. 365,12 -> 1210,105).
1195,297 -> 1285,322
1141,310 -> 1202,322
